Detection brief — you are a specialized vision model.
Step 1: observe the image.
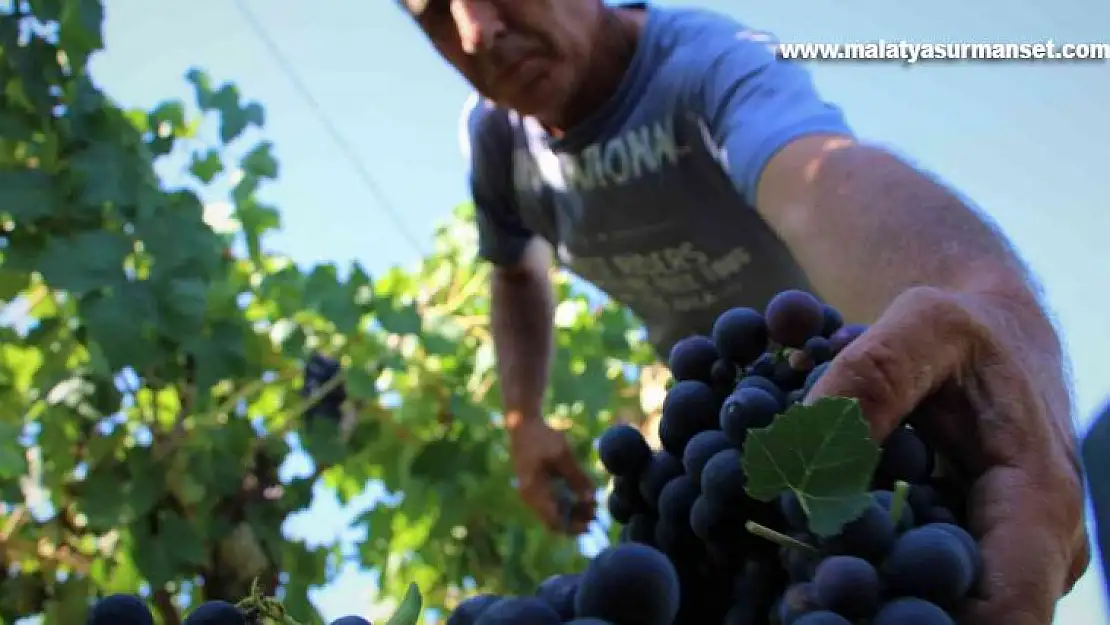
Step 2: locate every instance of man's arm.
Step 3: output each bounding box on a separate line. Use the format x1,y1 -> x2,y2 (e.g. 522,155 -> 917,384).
460,94 -> 554,429
491,239 -> 555,430
690,28 -> 1053,334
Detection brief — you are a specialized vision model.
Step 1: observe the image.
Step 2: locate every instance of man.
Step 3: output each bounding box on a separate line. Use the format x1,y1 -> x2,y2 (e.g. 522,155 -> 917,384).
402,0 -> 1089,622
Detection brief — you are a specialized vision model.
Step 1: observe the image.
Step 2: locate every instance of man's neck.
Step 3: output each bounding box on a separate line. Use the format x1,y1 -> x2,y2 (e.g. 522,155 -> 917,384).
541,7 -> 646,137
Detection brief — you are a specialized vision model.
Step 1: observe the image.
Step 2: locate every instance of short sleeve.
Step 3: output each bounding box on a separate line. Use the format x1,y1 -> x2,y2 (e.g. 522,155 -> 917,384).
458,93 -> 535,266
689,27 -> 854,207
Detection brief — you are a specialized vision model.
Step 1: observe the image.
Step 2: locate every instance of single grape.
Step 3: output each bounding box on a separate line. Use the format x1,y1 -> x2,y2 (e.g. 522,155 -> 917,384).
638,452 -> 685,508
778,582 -> 823,625
736,374 -> 787,408
659,380 -> 721,457
331,617 -> 372,625
812,556 -> 881,619
613,474 -> 649,513
712,307 -> 769,366
682,430 -> 732,485
765,290 -> 825,347
872,490 -> 915,532
828,323 -> 867,353
447,594 -> 501,625
802,361 -> 830,396
710,358 -> 738,392
537,573 -> 581,620
823,500 -> 896,562
574,543 -> 681,625
872,598 -> 954,625
882,526 -> 974,605
88,594 -> 154,625
700,448 -> 749,508
607,487 -> 636,524
657,475 -> 700,527
803,336 -> 834,364
906,484 -> 938,521
930,522 -> 983,583
720,386 -> 780,446
926,506 -> 957,524
182,601 -> 246,625
772,358 -> 807,391
792,611 -> 853,625
782,545 -> 819,582
749,352 -> 777,378
820,304 -> 843,337
874,426 -> 932,488
668,335 -> 719,382
624,513 -> 658,545
598,424 -> 653,478
474,597 -> 561,625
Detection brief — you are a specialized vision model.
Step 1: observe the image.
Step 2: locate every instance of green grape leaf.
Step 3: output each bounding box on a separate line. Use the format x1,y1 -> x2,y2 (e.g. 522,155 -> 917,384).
384,583 -> 423,625
0,169 -> 60,221
189,149 -> 224,183
742,396 -> 880,537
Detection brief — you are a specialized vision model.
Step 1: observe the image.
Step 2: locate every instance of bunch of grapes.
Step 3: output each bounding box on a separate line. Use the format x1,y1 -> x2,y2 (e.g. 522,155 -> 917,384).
86,594 -> 372,625
445,288 -> 979,625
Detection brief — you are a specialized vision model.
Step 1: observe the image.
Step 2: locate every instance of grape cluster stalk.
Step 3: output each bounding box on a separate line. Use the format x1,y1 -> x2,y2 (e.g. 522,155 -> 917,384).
445,289 -> 980,625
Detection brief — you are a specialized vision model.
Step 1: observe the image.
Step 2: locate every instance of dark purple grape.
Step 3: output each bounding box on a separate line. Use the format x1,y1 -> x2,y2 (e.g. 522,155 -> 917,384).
474,597 -> 561,625
89,595 -> 154,625
820,305 -> 843,337
598,424 -> 652,478
639,452 -> 685,508
720,386 -> 781,446
882,526 -> 974,605
873,598 -> 954,625
765,290 -> 825,348
812,556 -> 881,619
668,335 -> 719,382
447,594 -> 501,625
803,336 -> 834,364
682,430 -> 733,485
736,374 -> 787,408
659,380 -> 721,457
574,543 -> 681,625
712,307 -> 769,366
828,323 -> 867,353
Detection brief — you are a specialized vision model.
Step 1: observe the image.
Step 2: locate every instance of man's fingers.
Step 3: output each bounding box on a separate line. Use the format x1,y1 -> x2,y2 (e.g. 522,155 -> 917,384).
553,445 -> 596,502
806,287 -> 974,440
959,465 -> 1074,625
519,475 -> 563,532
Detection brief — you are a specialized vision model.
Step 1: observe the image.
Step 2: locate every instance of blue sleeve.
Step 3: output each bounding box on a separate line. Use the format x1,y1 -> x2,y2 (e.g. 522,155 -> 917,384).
690,28 -> 854,207
458,93 -> 535,266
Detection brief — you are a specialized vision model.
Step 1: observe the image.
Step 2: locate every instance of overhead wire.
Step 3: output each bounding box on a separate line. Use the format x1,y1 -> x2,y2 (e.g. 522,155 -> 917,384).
230,0 -> 427,254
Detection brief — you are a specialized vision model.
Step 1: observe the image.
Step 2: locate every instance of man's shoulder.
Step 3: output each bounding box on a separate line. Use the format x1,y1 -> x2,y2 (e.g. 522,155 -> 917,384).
648,5 -> 771,54
457,91 -> 516,163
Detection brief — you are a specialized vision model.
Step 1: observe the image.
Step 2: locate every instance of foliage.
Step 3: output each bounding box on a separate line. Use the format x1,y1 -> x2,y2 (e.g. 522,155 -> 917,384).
742,397 -> 881,537
0,1 -> 658,623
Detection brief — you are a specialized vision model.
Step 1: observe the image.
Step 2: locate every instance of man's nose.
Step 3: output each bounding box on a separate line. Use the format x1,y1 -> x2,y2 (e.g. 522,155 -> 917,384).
451,0 -> 504,55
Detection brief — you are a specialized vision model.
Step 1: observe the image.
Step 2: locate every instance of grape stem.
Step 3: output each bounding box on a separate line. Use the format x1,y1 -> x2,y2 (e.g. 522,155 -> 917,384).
889,480 -> 910,526
237,578 -> 305,625
744,520 -> 817,552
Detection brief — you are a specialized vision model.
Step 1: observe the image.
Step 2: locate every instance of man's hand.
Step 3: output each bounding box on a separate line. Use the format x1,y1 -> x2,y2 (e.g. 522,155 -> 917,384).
508,418 -> 597,534
807,285 -> 1089,625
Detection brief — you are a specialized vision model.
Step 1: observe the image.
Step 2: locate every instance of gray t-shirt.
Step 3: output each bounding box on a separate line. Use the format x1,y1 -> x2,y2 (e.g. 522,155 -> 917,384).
460,4 -> 853,355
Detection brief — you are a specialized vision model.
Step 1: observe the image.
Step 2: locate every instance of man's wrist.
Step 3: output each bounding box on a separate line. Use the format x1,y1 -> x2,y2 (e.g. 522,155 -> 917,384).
505,408 -> 543,432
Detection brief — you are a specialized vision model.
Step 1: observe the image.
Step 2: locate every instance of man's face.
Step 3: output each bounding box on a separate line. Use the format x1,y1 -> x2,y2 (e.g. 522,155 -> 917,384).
406,0 -> 602,119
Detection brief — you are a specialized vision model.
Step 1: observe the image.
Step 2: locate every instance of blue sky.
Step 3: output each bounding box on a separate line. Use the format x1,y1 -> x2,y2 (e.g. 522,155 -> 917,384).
86,0 -> 1109,623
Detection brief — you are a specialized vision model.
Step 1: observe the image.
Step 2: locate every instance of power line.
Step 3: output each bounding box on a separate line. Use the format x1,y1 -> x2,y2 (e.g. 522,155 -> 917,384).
230,0 -> 427,254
